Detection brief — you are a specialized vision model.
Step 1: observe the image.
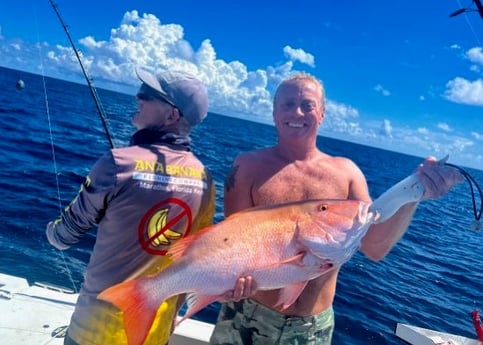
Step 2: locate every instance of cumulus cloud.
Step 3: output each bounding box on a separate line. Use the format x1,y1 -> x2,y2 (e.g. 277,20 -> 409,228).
470,64 -> 481,73
322,100 -> 361,133
40,11 -> 285,120
443,46 -> 483,108
283,46 -> 315,67
374,84 -> 391,96
380,119 -> 393,137
417,127 -> 429,135
437,122 -> 452,132
444,77 -> 483,106
466,47 -> 483,65
368,125 -> 478,168
472,131 -> 483,140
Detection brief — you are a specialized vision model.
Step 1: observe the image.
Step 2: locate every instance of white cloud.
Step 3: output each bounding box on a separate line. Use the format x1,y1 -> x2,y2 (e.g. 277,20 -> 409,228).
352,124 -> 480,169
444,77 -> 483,106
325,101 -> 359,119
322,100 -> 360,133
437,122 -> 452,132
417,127 -> 429,135
37,10 -> 285,120
470,64 -> 481,73
380,119 -> 393,138
471,131 -> 483,140
282,46 -> 315,67
374,84 -> 391,96
466,47 -> 483,65
39,11 -> 322,122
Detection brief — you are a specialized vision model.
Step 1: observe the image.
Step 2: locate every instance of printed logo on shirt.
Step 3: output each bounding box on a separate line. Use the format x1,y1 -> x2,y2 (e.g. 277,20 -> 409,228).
134,160 -> 206,179
138,198 -> 193,255
133,160 -> 208,193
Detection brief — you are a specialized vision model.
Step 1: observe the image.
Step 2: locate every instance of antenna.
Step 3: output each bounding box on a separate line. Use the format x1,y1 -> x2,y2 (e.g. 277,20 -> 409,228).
475,0 -> 483,18
450,8 -> 467,17
450,0 -> 483,18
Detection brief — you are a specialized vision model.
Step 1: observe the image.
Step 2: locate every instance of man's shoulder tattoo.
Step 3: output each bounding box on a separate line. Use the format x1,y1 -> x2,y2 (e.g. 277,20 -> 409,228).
225,164 -> 239,192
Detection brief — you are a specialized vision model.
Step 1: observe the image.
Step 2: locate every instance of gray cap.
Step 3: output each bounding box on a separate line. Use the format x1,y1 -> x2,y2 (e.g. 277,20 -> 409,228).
135,67 -> 208,126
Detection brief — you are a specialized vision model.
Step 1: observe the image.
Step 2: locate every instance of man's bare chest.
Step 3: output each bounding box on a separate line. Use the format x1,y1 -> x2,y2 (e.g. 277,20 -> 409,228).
253,168 -> 349,205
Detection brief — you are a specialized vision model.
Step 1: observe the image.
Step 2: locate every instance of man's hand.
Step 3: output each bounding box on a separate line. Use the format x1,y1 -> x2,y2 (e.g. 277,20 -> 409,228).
221,276 -> 256,302
46,221 -> 70,250
416,156 -> 464,200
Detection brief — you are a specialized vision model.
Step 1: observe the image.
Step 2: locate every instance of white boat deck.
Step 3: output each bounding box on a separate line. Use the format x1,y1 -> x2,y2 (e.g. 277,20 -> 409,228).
0,273 -> 213,345
4,272 -> 480,345
395,322 -> 481,345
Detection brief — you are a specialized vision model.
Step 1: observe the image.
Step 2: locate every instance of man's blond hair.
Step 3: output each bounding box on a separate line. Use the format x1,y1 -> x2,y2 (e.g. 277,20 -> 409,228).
273,73 -> 325,107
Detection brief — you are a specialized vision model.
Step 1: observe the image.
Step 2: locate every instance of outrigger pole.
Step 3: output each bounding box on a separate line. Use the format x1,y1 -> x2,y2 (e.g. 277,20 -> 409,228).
48,0 -> 115,149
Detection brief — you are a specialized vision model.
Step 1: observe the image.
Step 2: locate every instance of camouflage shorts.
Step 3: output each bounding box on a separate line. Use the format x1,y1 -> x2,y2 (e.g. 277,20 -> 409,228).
209,299 -> 334,345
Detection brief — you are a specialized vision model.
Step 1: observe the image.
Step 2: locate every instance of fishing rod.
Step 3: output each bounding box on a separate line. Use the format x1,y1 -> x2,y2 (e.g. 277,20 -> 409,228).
445,162 -> 482,231
48,0 -> 114,149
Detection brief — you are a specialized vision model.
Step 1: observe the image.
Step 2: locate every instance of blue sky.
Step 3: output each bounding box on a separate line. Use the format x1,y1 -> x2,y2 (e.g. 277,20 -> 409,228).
1,0 -> 482,170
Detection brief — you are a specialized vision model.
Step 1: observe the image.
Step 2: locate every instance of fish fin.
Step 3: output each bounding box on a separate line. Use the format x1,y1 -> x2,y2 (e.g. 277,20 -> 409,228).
251,252 -> 306,274
278,252 -> 305,266
98,279 -> 157,345
167,236 -> 196,261
178,293 -> 221,324
167,224 -> 215,261
275,281 -> 308,310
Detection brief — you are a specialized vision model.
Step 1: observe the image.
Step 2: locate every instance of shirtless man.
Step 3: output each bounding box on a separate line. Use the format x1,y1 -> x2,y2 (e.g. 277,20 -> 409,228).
209,73 -> 463,344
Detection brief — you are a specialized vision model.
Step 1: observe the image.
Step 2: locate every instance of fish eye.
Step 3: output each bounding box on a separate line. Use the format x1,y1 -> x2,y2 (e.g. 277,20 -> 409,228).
318,204 -> 328,211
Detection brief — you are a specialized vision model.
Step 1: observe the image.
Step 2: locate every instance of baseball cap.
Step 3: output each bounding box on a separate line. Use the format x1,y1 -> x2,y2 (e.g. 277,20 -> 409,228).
135,67 -> 208,126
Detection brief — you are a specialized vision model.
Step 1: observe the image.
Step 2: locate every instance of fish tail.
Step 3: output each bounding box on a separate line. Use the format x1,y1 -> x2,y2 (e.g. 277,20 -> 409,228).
98,278 -> 157,345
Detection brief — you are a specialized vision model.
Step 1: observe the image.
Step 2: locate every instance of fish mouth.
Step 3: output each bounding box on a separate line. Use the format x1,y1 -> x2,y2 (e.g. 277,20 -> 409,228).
320,262 -> 334,270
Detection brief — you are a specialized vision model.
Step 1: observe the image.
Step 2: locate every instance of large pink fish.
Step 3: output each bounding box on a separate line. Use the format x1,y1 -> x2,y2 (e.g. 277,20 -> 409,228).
98,199 -> 375,344
98,173 -> 426,345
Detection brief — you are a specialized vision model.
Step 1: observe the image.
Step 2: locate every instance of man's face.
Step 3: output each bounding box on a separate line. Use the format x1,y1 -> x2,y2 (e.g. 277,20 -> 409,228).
132,85 -> 174,129
273,79 -> 324,141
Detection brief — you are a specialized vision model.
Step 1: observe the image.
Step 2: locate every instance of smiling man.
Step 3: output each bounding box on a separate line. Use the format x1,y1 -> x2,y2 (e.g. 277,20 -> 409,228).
209,73 -> 463,344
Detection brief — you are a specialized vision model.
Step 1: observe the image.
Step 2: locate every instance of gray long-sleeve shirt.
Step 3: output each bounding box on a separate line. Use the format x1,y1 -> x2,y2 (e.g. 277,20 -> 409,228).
46,133 -> 215,344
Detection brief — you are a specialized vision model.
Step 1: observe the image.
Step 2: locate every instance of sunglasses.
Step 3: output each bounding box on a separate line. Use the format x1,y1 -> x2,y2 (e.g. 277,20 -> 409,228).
136,84 -> 176,107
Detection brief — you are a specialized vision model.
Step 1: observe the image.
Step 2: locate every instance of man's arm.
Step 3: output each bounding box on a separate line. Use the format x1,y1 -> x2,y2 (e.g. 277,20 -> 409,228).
46,153 -> 116,249
360,157 -> 463,261
221,153 -> 257,298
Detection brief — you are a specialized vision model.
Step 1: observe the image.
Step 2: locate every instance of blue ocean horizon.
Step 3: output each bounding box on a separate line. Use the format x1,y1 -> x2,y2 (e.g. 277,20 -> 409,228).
1,66 -> 482,344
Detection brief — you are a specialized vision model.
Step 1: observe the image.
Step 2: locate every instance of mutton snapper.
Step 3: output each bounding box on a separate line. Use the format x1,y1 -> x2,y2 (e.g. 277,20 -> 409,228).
98,173 -> 426,345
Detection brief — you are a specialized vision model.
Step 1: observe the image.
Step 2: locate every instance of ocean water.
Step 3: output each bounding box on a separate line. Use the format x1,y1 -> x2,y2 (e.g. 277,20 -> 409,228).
0,66 -> 482,344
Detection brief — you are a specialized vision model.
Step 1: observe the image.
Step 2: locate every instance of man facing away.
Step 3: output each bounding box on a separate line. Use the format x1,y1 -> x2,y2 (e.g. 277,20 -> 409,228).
210,73 -> 463,344
46,67 -> 216,345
